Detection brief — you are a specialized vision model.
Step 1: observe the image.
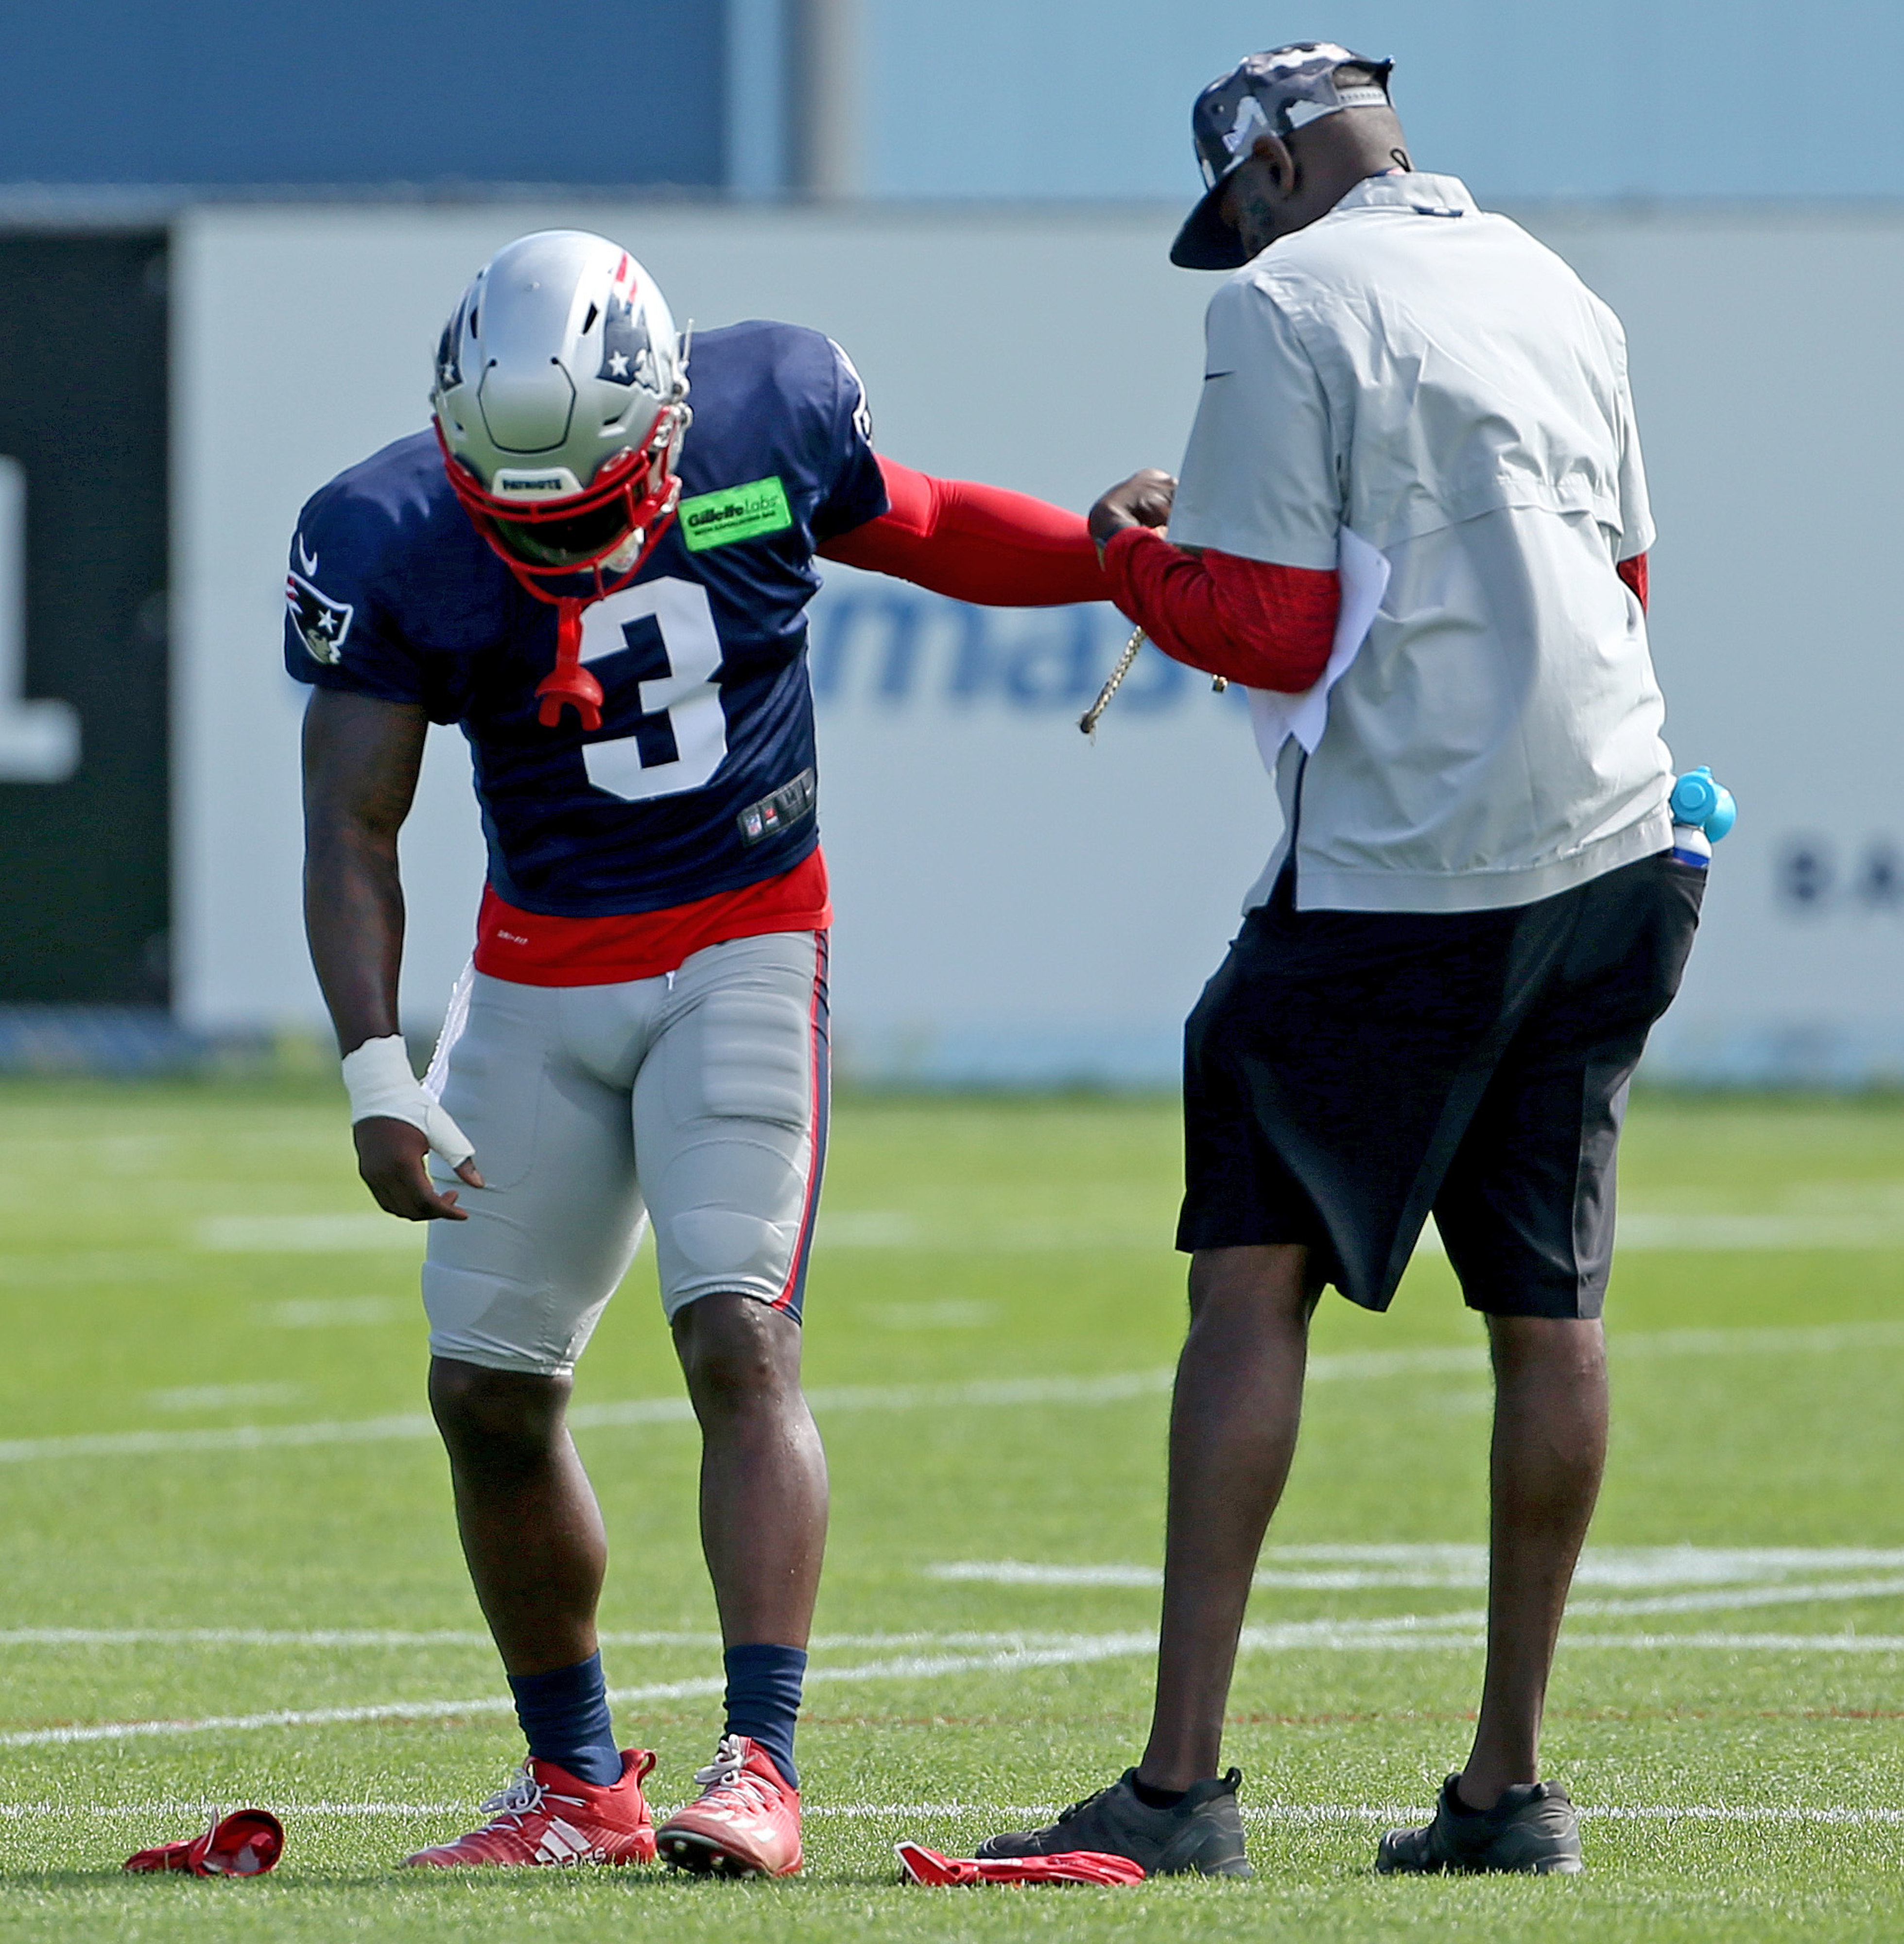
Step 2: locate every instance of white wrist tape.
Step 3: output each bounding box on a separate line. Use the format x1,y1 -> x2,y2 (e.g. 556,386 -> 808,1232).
340,1035 -> 475,1170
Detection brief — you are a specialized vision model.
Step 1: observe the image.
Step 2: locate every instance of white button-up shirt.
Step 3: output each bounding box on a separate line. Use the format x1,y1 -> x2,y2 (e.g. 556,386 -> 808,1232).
1170,172 -> 1672,914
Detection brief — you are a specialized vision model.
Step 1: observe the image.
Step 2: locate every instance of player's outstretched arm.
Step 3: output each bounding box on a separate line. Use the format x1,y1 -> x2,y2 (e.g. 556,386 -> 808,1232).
301,688 -> 483,1221
817,456 -> 1110,607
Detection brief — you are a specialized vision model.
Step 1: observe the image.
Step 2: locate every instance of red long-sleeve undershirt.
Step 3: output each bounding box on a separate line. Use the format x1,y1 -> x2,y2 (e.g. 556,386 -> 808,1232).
1104,528 -> 1654,694
818,455 -> 1108,606
1105,526 -> 1339,693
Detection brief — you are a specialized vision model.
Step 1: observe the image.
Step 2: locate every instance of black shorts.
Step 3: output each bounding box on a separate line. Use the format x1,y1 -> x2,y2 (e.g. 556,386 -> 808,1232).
1177,852 -> 1704,1319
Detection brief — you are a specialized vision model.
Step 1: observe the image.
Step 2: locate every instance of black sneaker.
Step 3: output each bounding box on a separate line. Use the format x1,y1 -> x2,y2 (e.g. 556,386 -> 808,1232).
1376,1775 -> 1583,1875
977,1769 -> 1251,1878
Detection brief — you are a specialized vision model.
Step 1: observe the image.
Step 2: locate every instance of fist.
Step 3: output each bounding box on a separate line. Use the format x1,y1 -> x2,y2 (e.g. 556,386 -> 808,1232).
1089,469 -> 1177,551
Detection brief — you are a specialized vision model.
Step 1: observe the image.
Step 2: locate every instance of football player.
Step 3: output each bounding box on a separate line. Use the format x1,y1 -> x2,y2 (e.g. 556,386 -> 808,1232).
290,230 -> 1106,1875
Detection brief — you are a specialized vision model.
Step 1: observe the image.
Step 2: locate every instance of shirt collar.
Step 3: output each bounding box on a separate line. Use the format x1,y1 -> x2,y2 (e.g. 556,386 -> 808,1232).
1328,171 -> 1478,219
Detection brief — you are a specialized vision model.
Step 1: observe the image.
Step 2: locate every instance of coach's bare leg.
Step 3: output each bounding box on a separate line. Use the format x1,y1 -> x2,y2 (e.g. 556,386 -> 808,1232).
1455,1315 -> 1608,1809
429,1358 -> 607,1675
673,1293 -> 828,1647
1136,1244 -> 1317,1792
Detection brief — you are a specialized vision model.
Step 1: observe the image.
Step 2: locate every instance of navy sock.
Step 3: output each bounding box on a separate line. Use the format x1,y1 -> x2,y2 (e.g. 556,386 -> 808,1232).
722,1643 -> 807,1790
507,1652 -> 622,1788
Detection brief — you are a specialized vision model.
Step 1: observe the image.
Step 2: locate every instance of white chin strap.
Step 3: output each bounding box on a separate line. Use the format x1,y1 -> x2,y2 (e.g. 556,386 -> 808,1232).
341,1035 -> 475,1169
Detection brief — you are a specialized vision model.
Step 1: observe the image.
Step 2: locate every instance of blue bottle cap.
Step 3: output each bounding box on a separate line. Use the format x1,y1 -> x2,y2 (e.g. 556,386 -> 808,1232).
1669,768 -> 1718,825
1667,767 -> 1736,843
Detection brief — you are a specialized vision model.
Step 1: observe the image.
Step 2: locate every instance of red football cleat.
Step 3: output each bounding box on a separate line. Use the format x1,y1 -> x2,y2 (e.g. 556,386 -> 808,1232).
655,1735 -> 802,1877
125,1808 -> 285,1877
896,1840 -> 1146,1886
402,1750 -> 658,1867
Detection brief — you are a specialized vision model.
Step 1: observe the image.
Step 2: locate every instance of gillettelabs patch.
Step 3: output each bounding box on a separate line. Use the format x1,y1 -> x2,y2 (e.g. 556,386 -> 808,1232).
679,476 -> 794,553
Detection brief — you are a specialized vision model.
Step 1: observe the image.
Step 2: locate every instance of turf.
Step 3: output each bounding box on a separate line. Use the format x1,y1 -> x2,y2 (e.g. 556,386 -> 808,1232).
0,1078 -> 1900,1939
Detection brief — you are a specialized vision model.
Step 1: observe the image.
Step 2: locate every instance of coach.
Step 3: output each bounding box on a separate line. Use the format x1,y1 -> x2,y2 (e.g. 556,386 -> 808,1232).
980,44 -> 1702,1877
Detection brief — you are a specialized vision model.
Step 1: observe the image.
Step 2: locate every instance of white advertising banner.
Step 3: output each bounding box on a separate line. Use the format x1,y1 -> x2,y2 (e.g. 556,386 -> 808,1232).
173,203 -> 1904,1083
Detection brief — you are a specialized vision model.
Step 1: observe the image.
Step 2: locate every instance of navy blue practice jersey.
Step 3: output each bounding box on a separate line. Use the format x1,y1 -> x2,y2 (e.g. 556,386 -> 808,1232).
284,321 -> 887,916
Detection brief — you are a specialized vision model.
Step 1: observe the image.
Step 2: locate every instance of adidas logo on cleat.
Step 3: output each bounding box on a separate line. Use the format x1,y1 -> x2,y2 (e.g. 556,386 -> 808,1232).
401,1752 -> 658,1868
533,1819 -> 605,1866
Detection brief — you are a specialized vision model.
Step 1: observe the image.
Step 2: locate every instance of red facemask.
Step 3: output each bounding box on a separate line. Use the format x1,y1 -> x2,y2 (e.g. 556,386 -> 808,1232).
435,405 -> 686,730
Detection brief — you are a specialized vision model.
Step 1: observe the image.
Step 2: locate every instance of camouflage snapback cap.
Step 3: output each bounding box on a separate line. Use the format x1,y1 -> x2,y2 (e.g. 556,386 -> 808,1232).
1172,42 -> 1395,270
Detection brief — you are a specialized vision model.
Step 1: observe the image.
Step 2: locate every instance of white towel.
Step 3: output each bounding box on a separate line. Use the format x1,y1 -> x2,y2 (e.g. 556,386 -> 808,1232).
1243,526 -> 1391,774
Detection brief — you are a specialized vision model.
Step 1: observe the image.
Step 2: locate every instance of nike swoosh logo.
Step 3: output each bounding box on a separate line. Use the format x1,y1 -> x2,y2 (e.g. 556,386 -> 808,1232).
1203,370 -> 1234,382
296,537 -> 318,575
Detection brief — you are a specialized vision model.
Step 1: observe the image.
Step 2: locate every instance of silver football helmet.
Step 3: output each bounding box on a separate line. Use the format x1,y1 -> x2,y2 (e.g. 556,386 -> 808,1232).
430,230 -> 690,582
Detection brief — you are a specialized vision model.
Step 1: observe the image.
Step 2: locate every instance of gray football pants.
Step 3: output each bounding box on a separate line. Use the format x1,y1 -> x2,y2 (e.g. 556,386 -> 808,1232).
421,929 -> 829,1376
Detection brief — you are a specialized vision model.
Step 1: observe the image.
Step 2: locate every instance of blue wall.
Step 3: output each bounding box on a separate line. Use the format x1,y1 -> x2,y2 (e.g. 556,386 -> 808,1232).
865,0 -> 1904,203
0,0 -> 728,187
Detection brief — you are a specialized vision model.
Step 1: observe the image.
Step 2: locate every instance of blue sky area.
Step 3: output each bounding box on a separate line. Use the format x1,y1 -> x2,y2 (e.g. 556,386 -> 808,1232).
867,0 -> 1904,202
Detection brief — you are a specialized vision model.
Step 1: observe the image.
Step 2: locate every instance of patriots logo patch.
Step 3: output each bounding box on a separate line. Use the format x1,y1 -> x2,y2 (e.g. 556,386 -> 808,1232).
286,571 -> 353,665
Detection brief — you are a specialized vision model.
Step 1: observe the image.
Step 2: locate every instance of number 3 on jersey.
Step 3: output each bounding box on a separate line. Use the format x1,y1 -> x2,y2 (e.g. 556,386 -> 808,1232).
579,578 -> 728,802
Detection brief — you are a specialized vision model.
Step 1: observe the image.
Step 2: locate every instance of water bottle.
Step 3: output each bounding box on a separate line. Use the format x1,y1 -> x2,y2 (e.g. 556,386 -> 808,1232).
1668,766 -> 1736,870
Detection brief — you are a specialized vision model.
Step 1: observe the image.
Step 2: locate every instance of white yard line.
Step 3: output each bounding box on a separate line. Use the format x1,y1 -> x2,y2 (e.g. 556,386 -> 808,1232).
0,1695 -> 524,1747
6,1624 -> 1902,1749
930,1559 -> 1904,1606
3,1799 -> 1898,1827
0,1629 -> 720,1649
942,1542 -> 1904,1575
1568,1578 -> 1904,1617
0,1374 -> 1173,1466
1240,1804 -> 1904,1825
0,1414 -> 443,1465
0,1802 -> 467,1818
0,1629 -> 500,1649
0,1628 -> 1120,1652
1562,1632 -> 1904,1651
1323,1580 -> 1904,1624
194,1216 -> 425,1254
10,1606 -> 1899,1660
11,1323 -> 1904,1471
814,1802 -> 1904,1826
4,1318 -> 1898,1470
1617,1215 -> 1904,1251
931,1567 -> 1904,1596
930,1562 -> 1156,1588
0,1640 -> 1162,1749
1613,1321 -> 1904,1357
1306,1347 -> 1482,1380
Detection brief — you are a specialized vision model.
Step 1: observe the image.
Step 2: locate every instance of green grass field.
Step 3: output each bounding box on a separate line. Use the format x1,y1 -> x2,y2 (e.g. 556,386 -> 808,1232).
0,1078 -> 1900,1940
